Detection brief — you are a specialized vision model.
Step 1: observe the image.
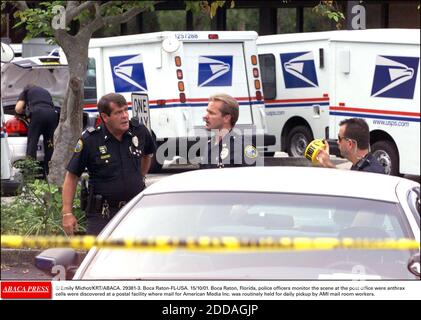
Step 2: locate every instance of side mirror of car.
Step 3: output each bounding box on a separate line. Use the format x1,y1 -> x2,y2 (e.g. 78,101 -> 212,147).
1,42 -> 15,63
407,252 -> 420,278
35,248 -> 82,280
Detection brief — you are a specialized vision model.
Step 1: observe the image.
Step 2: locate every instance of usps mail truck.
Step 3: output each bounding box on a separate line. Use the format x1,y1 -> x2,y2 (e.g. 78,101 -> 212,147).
257,31 -> 340,157
76,31 -> 273,170
328,29 -> 420,176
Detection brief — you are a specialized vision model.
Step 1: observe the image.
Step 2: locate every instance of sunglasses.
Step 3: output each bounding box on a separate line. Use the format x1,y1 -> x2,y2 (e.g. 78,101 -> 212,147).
337,135 -> 349,142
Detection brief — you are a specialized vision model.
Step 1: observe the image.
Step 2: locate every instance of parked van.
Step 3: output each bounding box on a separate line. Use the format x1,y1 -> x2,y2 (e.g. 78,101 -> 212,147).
1,54 -> 95,166
328,29 -> 420,176
257,31 -> 336,157
69,31 -> 274,170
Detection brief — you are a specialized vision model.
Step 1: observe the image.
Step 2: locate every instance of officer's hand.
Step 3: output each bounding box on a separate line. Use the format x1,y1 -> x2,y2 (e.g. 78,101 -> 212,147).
316,143 -> 335,168
63,214 -> 78,236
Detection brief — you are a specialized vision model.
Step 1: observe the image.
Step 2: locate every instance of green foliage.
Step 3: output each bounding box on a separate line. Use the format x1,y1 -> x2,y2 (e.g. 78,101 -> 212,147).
13,1 -> 68,42
313,1 -> 345,29
1,159 -> 85,236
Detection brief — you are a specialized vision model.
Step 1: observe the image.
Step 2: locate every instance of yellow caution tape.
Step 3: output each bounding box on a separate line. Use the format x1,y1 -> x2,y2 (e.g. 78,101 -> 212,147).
1,235 -> 419,252
304,139 -> 326,164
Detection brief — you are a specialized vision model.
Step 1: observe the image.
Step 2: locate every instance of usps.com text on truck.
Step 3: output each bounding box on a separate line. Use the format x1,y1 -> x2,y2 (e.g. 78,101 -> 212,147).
328,29 -> 420,176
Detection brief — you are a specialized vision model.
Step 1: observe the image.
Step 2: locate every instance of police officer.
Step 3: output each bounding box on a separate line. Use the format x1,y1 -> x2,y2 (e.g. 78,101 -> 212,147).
200,94 -> 259,169
316,118 -> 385,174
15,84 -> 58,175
62,93 -> 156,235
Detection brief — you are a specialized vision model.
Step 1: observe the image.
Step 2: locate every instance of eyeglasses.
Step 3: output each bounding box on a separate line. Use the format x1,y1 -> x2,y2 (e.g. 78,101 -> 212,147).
337,135 -> 349,142
338,135 -> 356,144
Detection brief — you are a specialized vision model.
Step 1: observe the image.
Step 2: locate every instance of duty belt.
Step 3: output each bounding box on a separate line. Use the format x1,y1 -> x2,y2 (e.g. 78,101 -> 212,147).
104,199 -> 127,209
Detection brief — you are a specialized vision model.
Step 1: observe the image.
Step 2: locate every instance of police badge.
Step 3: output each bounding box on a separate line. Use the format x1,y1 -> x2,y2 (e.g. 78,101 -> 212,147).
132,136 -> 139,147
220,147 -> 229,160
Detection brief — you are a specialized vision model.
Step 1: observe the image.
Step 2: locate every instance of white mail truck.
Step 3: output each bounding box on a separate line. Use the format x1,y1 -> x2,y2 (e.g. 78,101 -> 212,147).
69,31 -> 274,170
257,31 -> 336,157
328,29 -> 420,176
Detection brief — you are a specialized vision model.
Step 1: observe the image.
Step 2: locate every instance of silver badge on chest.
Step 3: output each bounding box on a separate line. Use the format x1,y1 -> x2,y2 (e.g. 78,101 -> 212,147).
220,147 -> 229,160
132,136 -> 139,147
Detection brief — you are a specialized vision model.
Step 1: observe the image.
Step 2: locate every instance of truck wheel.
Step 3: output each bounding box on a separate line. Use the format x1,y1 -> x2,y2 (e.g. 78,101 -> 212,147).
371,140 -> 400,176
286,126 -> 313,157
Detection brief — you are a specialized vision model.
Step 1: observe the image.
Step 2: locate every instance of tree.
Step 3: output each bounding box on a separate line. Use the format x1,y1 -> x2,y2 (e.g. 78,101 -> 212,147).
7,0 -> 342,186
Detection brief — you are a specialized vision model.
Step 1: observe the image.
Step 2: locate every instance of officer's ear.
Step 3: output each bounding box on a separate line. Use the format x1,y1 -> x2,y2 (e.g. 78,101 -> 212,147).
100,112 -> 108,124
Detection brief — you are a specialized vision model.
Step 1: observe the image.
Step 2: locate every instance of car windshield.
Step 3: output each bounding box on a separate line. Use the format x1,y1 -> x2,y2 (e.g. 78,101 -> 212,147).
83,192 -> 416,280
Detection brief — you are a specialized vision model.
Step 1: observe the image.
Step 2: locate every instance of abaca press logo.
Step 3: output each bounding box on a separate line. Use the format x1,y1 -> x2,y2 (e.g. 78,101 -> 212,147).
109,54 -> 148,93
371,55 -> 419,99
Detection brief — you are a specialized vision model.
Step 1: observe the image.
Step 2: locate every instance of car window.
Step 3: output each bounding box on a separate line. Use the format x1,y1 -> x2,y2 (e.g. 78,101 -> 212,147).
84,58 -> 97,102
81,192 -> 417,280
110,192 -> 408,238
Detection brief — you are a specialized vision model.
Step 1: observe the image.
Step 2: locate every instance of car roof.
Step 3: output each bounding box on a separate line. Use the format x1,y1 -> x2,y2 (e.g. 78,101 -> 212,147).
144,167 -> 418,202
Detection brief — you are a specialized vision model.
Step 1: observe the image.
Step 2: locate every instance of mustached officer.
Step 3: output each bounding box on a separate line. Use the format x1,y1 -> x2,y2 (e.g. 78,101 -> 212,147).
201,94 -> 259,169
62,93 -> 156,235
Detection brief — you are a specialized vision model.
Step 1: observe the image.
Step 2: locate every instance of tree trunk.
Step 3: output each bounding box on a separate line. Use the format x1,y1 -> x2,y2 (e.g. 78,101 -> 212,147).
48,36 -> 90,187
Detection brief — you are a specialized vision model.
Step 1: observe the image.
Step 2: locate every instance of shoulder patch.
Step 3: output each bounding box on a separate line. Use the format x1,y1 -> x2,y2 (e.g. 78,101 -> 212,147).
244,145 -> 258,159
74,139 -> 83,153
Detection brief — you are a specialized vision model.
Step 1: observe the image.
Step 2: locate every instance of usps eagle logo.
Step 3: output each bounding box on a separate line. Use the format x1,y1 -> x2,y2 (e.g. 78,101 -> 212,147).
280,51 -> 319,88
198,56 -> 233,87
371,55 -> 419,99
109,54 -> 148,93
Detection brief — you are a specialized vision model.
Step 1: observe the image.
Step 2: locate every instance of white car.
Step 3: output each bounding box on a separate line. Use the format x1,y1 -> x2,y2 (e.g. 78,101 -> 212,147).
37,167 -> 420,280
1,54 -> 96,166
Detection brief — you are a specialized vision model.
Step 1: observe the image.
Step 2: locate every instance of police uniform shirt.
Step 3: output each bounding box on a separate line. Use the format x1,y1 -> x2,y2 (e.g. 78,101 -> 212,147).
350,152 -> 385,174
18,86 -> 54,110
66,120 -> 156,201
201,129 -> 258,169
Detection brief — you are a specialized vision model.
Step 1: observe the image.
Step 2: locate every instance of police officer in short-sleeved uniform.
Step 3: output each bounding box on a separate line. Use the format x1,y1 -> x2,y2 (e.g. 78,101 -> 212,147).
200,93 -> 259,169
15,84 -> 58,174
61,93 -> 156,235
201,129 -> 258,169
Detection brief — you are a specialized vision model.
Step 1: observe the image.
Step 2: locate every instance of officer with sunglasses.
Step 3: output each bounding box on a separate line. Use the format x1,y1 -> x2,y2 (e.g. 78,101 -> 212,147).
316,118 -> 385,174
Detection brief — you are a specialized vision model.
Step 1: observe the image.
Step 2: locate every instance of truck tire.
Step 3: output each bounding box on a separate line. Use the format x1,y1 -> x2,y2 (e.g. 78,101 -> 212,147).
286,125 -> 313,157
371,140 -> 400,176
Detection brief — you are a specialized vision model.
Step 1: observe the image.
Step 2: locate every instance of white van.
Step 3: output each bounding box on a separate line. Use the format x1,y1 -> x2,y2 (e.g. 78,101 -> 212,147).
71,31 -> 274,169
257,31 -> 336,156
328,29 -> 420,176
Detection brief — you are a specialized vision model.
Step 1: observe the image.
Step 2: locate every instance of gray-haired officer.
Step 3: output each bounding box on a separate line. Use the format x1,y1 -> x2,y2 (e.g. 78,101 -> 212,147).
62,93 -> 156,235
200,93 -> 259,169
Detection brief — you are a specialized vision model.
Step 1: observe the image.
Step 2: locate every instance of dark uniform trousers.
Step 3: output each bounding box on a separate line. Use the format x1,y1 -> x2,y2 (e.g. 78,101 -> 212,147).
27,106 -> 58,173
66,119 -> 156,235
200,129 -> 259,169
19,85 -> 58,175
350,152 -> 386,174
